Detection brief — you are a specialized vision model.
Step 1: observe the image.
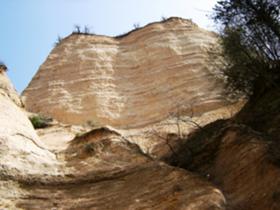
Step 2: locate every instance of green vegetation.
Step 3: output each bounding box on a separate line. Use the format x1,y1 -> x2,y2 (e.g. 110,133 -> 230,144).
86,120 -> 97,127
75,131 -> 87,138
83,143 -> 95,154
213,0 -> 280,97
29,115 -> 51,129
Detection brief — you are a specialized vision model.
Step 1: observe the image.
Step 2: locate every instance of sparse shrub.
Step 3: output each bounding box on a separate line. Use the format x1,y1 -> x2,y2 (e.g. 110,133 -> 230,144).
29,115 -> 51,129
161,16 -> 167,21
83,26 -> 90,34
115,23 -> 141,39
75,131 -> 87,138
86,120 -> 97,127
83,143 -> 95,154
133,23 -> 140,29
0,61 -> 7,72
72,25 -> 95,35
73,24 -> 81,34
54,35 -> 63,47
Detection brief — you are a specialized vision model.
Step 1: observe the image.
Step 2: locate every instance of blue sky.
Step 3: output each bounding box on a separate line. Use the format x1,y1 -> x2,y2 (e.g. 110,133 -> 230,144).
0,0 -> 218,93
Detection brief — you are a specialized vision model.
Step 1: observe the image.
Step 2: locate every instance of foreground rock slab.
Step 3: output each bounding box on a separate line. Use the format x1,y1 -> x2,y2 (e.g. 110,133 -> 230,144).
1,127 -> 226,210
16,163 -> 226,210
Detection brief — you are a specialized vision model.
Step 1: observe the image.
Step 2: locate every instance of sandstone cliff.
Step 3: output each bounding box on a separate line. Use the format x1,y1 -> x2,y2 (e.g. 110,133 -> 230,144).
22,17 -> 229,128
0,87 -> 227,209
0,38 -> 227,209
0,70 -> 62,208
3,17 -> 278,210
0,69 -> 22,107
0,70 -> 58,175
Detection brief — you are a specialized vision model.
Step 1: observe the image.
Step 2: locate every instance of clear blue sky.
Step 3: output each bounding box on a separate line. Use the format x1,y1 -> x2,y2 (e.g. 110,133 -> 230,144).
0,0 -> 218,93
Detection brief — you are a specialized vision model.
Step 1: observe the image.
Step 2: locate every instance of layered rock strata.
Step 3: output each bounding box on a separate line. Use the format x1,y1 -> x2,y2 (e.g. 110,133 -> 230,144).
0,70 -> 226,209
167,119 -> 280,210
22,17 -> 228,128
0,71 -> 62,208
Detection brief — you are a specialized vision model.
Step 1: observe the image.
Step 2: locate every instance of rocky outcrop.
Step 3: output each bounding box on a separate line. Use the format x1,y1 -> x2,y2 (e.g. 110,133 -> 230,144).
0,95 -> 59,175
1,124 -> 227,210
168,116 -> 280,209
22,17 -> 230,128
210,125 -> 280,210
0,71 -> 62,208
9,16 -> 280,210
0,70 -> 22,107
0,66 -> 227,209
16,162 -> 226,210
0,71 -> 59,176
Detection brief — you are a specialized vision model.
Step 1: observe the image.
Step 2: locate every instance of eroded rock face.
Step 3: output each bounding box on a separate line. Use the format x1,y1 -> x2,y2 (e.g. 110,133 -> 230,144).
0,69 -> 227,209
0,120 -> 227,209
16,164 -> 226,210
0,72 -> 62,208
169,120 -> 280,210
0,72 -> 59,176
0,95 -> 59,175
0,70 -> 22,107
22,17 -> 228,128
211,126 -> 280,210
2,18 -> 255,209
15,127 -> 226,210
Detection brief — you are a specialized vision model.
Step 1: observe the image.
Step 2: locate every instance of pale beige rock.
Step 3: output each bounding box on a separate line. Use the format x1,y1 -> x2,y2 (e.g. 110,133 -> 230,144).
0,72 -> 226,209
14,127 -> 226,210
2,18 -> 246,209
22,17 -> 231,128
115,101 -> 244,158
0,94 -> 60,176
0,71 -> 59,176
36,123 -> 84,152
0,75 -> 62,207
0,71 -> 22,107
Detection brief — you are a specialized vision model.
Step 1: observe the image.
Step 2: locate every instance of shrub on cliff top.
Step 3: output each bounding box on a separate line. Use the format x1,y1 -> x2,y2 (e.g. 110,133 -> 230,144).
54,36 -> 63,47
72,25 -> 94,35
0,61 -> 7,72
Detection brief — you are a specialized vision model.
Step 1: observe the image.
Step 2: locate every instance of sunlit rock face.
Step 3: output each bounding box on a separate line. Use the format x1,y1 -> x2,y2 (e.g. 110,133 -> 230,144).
22,17 -> 227,128
0,71 -> 61,208
0,69 -> 226,209
0,95 -> 59,175
0,71 -> 59,177
0,70 -> 22,107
